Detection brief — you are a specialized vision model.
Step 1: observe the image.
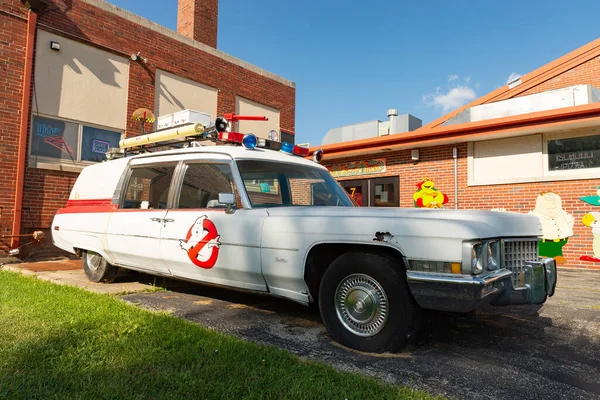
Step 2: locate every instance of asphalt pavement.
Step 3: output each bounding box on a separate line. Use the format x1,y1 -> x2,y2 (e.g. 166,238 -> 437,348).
121,268 -> 600,400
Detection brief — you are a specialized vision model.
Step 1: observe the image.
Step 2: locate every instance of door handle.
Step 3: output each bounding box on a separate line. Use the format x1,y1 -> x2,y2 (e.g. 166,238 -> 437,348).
150,218 -> 162,222
163,218 -> 175,223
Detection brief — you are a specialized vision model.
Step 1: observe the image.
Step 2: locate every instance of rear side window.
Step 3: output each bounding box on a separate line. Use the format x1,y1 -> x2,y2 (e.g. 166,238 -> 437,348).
175,163 -> 239,209
122,165 -> 176,209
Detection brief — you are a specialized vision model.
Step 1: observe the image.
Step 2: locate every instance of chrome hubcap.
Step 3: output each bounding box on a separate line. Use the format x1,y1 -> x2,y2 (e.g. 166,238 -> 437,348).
334,274 -> 388,337
86,252 -> 102,271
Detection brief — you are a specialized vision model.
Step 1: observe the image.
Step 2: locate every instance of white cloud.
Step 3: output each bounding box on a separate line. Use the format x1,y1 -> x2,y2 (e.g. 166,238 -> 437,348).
506,72 -> 522,84
431,86 -> 477,113
423,75 -> 477,114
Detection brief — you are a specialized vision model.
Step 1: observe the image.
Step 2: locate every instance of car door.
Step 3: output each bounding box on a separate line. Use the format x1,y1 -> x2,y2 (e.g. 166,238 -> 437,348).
159,154 -> 268,291
105,157 -> 178,274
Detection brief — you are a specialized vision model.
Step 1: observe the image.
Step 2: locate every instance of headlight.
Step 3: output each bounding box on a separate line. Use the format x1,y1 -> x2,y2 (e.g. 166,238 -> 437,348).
471,243 -> 483,274
463,240 -> 502,274
487,241 -> 500,271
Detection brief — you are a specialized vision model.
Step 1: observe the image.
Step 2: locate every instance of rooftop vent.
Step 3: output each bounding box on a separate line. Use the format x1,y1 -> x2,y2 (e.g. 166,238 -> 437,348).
322,109 -> 422,145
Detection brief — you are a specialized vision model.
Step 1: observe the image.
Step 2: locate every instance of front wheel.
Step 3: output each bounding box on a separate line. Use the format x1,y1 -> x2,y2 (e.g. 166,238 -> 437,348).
318,251 -> 419,353
82,250 -> 119,283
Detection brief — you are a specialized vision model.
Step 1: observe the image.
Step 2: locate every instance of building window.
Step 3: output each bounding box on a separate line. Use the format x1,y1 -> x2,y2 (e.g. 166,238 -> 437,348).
547,134 -> 600,171
280,130 -> 294,144
30,115 -> 123,169
81,126 -> 121,162
468,130 -> 600,186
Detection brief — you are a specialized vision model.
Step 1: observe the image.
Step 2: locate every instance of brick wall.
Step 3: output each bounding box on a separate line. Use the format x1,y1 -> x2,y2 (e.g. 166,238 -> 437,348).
518,56 -> 600,96
324,142 -> 600,271
0,0 -> 295,255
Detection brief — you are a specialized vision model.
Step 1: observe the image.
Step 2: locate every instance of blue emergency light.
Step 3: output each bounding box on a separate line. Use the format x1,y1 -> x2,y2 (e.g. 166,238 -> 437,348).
242,134 -> 257,149
280,142 -> 294,154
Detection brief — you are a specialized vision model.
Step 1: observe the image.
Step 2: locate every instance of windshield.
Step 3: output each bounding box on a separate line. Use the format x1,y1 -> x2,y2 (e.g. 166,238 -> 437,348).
236,160 -> 355,208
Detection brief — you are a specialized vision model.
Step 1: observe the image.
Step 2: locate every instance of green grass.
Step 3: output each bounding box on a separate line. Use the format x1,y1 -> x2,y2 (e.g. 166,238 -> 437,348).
0,271 -> 441,400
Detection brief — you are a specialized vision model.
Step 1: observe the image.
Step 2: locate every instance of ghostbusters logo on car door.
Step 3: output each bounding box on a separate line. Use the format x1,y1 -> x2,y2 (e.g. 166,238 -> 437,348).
179,215 -> 221,269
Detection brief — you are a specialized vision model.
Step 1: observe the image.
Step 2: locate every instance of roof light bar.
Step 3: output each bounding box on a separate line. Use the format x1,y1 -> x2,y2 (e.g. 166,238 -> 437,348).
293,145 -> 310,157
258,138 -> 282,151
218,131 -> 244,143
115,112 -> 317,161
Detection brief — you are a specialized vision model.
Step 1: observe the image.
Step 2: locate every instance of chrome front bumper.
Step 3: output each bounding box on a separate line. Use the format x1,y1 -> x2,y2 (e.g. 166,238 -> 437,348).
406,258 -> 557,313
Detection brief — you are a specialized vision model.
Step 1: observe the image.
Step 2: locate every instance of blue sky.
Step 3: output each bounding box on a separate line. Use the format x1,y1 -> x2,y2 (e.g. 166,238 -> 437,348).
109,0 -> 600,146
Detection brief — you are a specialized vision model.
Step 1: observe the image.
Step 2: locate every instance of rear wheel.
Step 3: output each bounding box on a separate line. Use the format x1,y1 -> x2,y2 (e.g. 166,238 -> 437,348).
318,251 -> 419,353
82,250 -> 119,283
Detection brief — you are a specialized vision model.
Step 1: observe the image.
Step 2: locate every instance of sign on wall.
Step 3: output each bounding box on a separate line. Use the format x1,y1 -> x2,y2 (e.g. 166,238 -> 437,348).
547,135 -> 600,171
32,116 -> 77,161
327,158 -> 386,178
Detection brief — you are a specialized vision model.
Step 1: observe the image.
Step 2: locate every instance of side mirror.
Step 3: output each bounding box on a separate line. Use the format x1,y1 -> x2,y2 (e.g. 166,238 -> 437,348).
218,193 -> 236,214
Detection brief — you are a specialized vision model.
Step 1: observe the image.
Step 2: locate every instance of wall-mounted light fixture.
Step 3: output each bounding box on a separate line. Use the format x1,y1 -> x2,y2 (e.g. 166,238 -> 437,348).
130,51 -> 147,64
411,149 -> 419,161
50,41 -> 60,51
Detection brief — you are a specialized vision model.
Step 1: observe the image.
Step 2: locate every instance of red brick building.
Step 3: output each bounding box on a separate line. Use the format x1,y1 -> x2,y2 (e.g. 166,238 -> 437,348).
0,0 -> 295,257
311,38 -> 600,270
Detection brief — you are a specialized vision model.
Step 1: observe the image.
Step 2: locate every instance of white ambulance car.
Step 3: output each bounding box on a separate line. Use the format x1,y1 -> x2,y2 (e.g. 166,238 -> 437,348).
52,116 -> 557,353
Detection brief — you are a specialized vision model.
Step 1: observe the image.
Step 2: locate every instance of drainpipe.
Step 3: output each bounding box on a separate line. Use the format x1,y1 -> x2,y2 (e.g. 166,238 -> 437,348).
11,9 -> 38,249
453,147 -> 458,209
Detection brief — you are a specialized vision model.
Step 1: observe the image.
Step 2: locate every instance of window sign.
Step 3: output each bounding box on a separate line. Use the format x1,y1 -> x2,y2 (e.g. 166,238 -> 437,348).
31,115 -> 123,167
81,126 -> 121,162
32,116 -> 78,161
548,135 -> 600,171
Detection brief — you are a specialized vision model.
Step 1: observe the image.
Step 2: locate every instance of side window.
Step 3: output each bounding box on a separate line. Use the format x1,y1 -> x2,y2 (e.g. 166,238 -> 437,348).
122,165 -> 176,209
176,163 -> 239,209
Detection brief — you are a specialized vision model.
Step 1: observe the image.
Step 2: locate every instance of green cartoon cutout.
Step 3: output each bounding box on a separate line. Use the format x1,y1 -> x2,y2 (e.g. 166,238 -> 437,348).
528,191 -> 574,264
579,187 -> 600,263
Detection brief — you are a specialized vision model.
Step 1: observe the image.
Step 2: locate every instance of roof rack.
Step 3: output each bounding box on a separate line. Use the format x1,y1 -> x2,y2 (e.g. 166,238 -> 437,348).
106,113 -> 323,162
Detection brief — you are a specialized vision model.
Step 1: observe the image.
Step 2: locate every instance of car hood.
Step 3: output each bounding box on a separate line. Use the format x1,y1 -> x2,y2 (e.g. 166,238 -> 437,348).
264,207 -> 542,239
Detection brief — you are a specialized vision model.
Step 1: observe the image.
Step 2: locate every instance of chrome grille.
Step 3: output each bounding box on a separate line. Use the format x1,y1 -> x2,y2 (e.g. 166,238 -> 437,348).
502,239 -> 539,288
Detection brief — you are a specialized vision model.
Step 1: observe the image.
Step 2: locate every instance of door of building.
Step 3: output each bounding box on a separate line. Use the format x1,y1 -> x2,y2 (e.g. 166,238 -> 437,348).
340,177 -> 399,207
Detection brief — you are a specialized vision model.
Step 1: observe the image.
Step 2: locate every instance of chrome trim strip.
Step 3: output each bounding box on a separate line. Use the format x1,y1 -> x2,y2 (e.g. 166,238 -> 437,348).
261,246 -> 299,251
407,269 -> 513,285
57,229 -> 299,251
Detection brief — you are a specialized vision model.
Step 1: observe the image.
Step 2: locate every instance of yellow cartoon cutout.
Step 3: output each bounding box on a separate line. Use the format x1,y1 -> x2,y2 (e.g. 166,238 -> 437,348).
413,178 -> 448,208
528,191 -> 574,264
579,187 -> 600,263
